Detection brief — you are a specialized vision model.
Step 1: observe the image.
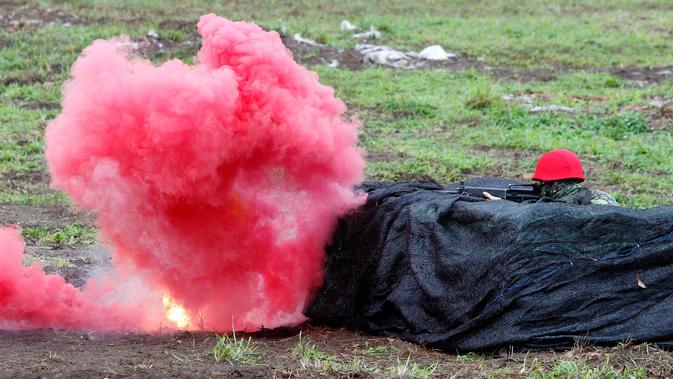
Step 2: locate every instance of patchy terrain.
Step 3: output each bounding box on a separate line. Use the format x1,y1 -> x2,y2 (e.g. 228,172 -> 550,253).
1,325 -> 670,378
2,0 -> 673,377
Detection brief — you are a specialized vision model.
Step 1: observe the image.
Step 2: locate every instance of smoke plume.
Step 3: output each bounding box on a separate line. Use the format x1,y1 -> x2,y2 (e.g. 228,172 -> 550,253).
1,14 -> 364,332
0,227 -> 162,330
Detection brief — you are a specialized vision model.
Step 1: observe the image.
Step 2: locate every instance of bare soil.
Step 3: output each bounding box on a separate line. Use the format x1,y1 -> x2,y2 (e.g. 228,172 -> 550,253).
280,36 -> 367,71
649,102 -> 673,130
19,101 -> 60,110
610,66 -> 673,87
365,150 -> 404,164
0,330 -> 263,378
2,73 -> 47,86
2,326 -> 673,378
0,203 -> 94,228
22,243 -> 109,288
0,2 -> 81,32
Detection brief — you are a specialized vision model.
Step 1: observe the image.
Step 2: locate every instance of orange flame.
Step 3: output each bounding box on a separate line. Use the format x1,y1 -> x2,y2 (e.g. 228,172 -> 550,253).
162,294 -> 190,329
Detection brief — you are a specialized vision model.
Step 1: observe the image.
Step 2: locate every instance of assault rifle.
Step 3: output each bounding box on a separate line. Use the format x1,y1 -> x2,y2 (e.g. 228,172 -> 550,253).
440,181 -> 542,203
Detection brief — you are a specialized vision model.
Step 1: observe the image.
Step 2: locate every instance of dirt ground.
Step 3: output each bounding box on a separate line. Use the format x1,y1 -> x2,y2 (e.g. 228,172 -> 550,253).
3,325 -> 673,378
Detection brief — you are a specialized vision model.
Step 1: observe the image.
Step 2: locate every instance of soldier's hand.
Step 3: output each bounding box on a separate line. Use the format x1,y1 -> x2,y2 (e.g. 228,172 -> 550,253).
483,192 -> 502,201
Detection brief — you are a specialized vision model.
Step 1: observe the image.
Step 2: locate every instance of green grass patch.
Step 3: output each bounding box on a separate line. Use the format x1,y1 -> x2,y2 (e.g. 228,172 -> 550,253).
582,112 -> 649,139
528,359 -> 648,379
389,354 -> 438,379
22,224 -> 97,246
293,332 -> 332,362
291,333 -> 380,376
0,191 -> 69,206
464,84 -> 503,111
456,352 -> 483,363
364,344 -> 389,357
211,332 -> 259,365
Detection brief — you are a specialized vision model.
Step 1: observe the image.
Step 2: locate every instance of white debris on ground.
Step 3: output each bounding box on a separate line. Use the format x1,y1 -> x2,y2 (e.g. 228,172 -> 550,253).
284,22 -> 461,69
626,80 -> 647,88
353,26 -> 382,40
528,104 -> 576,113
0,9 -> 80,29
355,44 -> 412,68
503,94 -> 576,113
288,23 -> 458,69
293,33 -> 323,47
143,29 -> 165,54
649,98 -> 673,108
355,43 -> 456,69
340,20 -> 358,31
419,45 -> 456,60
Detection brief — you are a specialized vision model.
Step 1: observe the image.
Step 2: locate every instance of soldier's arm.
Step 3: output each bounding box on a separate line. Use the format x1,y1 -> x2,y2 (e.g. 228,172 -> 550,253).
590,190 -> 619,206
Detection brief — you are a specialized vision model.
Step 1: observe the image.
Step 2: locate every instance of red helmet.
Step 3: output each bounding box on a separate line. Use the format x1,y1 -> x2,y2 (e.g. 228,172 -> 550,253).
532,149 -> 585,182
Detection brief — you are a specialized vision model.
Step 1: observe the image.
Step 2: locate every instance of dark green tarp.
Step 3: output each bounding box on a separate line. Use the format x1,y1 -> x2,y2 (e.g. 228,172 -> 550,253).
307,179 -> 673,351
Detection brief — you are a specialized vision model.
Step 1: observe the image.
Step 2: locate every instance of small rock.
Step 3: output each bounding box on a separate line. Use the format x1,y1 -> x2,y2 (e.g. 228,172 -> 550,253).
340,20 -> 358,32
147,29 -> 159,39
353,26 -> 382,40
327,59 -> 339,68
62,22 -> 72,28
658,70 -> 673,76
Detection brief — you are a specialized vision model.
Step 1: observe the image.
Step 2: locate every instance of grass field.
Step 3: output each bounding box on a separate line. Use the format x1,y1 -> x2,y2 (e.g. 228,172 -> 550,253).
1,0 -> 673,377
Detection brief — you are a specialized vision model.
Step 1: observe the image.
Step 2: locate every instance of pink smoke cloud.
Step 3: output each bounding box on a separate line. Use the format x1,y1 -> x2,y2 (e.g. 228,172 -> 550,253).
0,227 -> 161,331
29,14 -> 365,331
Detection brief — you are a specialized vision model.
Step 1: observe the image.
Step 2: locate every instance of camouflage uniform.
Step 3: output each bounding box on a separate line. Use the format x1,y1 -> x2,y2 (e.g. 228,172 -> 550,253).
539,181 -> 619,206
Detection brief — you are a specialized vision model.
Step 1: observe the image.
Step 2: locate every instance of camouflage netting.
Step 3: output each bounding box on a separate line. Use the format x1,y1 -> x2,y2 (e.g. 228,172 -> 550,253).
307,178 -> 673,352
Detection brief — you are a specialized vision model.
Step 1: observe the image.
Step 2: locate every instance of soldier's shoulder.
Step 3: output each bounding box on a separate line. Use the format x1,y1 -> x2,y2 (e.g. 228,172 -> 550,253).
590,189 -> 619,206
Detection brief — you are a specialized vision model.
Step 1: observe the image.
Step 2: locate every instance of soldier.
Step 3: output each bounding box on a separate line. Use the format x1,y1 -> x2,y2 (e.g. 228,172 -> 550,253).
484,149 -> 619,206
